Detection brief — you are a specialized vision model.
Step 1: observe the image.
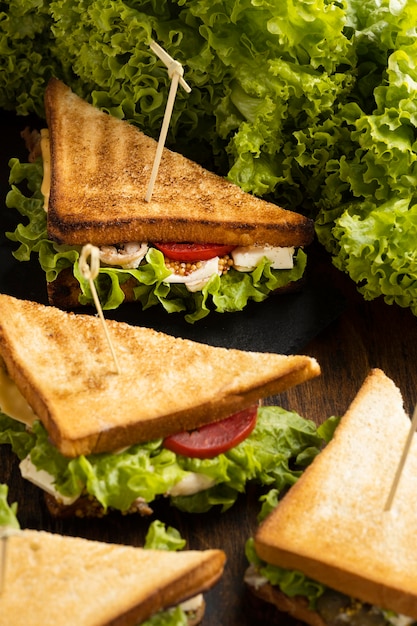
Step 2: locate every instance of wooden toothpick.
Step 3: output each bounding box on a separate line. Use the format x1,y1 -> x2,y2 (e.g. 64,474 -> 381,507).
0,527 -> 19,595
0,532 -> 6,595
145,40 -> 191,203
79,244 -> 121,375
384,402 -> 417,511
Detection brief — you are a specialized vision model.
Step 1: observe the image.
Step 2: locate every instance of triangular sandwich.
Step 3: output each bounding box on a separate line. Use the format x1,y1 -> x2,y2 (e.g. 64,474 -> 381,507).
248,368 -> 417,624
9,78 -> 314,319
1,529 -> 225,626
0,294 -> 320,518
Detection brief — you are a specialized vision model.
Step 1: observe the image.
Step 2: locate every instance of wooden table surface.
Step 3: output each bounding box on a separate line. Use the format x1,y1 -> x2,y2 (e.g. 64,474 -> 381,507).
1,100 -> 417,626
1,237 -> 417,624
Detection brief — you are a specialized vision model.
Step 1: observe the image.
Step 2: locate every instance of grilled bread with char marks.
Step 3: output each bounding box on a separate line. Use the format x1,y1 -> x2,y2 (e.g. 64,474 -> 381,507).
44,78 -> 314,248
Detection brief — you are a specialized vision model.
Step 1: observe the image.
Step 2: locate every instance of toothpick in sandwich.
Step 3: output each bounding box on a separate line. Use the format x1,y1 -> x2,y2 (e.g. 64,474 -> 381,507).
146,40 -> 191,202
79,243 -> 121,375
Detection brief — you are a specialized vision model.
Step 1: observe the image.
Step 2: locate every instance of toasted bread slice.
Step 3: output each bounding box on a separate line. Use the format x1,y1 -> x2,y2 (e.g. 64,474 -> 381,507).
1,529 -> 225,626
254,368 -> 417,619
45,78 -> 314,248
0,294 -> 320,457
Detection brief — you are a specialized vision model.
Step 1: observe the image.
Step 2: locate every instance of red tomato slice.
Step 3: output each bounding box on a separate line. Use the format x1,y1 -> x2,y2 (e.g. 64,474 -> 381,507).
154,242 -> 236,262
163,406 -> 258,459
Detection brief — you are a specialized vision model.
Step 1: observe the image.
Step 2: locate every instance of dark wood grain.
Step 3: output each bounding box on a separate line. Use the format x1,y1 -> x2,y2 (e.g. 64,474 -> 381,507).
2,241 -> 417,625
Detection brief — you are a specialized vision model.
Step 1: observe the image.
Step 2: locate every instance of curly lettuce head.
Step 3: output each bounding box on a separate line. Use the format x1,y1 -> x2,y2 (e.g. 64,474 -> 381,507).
3,0 -> 417,317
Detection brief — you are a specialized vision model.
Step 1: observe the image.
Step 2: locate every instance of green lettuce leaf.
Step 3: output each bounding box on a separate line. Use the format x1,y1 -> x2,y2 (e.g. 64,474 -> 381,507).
0,414 -> 36,460
170,406 -> 324,513
0,484 -> 20,529
0,406 -> 325,514
317,198 -> 417,314
141,606 -> 188,626
317,415 -> 340,444
144,520 -> 186,552
0,1 -> 62,118
245,536 -> 326,609
6,157 -> 307,323
313,1 -> 417,314
244,415 -> 339,608
141,520 -> 189,625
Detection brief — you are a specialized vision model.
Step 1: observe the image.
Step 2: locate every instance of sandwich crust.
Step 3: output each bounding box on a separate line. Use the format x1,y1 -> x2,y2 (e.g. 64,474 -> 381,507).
254,368 -> 417,619
45,78 -> 314,248
1,529 -> 225,626
0,294 -> 320,457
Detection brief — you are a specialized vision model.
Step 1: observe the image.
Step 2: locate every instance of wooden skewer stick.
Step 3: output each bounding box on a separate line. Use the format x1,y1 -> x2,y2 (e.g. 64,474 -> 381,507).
0,533 -> 6,595
384,402 -> 417,511
79,244 -> 121,375
145,40 -> 191,203
0,527 -> 19,595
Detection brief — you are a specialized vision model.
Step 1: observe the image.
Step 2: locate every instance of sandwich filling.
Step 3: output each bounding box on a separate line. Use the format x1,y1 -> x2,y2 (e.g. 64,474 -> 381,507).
96,241 -> 295,292
0,372 -> 327,516
245,490 -> 417,626
245,547 -> 416,626
7,146 -> 307,322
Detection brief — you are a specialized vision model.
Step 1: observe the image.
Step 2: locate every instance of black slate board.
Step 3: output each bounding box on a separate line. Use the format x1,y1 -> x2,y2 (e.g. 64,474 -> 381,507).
0,108 -> 345,354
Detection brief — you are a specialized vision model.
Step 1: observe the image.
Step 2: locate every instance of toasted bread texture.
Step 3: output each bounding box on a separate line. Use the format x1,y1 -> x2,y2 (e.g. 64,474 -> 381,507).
0,294 -> 320,457
254,368 -> 417,619
1,529 -> 225,626
44,78 -> 314,248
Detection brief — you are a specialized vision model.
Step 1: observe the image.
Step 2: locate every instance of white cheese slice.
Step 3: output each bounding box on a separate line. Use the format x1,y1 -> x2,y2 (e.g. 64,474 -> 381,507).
232,245 -> 294,271
243,565 -> 268,590
180,593 -> 204,613
0,359 -> 37,427
185,273 -> 217,293
163,256 -> 220,286
19,456 -> 80,506
168,473 -> 215,497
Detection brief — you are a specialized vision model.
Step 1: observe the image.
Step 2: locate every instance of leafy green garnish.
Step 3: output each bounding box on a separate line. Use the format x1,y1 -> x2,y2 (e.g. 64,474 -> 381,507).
245,536 -> 326,609
144,520 -> 186,552
141,521 -> 190,625
0,484 -> 20,529
0,406 -> 326,514
3,0 -> 417,315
